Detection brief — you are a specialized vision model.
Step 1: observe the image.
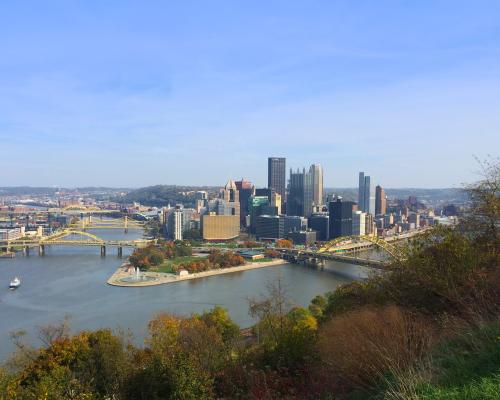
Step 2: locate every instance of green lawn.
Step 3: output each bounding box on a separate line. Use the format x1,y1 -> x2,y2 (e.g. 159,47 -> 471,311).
378,318 -> 500,400
151,256 -> 207,273
249,257 -> 273,263
206,242 -> 239,249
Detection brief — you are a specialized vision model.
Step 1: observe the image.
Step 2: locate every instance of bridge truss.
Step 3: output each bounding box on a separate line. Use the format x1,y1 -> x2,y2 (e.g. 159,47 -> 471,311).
317,235 -> 403,260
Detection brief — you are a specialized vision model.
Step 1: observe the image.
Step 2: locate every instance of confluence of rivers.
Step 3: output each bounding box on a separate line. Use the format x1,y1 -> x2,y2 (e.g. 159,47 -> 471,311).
0,228 -> 371,360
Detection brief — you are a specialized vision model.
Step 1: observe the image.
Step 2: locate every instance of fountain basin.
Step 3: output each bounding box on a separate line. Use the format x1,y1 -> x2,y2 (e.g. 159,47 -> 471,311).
119,275 -> 158,283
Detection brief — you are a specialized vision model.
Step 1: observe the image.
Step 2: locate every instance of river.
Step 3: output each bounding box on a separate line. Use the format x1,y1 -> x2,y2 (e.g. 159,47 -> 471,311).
0,228 -> 371,361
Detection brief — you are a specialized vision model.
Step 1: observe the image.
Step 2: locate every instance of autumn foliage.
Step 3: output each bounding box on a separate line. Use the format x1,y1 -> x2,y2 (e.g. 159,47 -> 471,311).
129,241 -> 192,270
276,239 -> 293,248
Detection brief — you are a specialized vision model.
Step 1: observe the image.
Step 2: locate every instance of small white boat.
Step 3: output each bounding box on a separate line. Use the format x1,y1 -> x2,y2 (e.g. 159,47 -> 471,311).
9,277 -> 21,289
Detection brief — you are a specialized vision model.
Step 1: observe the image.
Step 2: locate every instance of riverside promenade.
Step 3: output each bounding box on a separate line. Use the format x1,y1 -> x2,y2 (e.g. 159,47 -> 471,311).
107,259 -> 287,287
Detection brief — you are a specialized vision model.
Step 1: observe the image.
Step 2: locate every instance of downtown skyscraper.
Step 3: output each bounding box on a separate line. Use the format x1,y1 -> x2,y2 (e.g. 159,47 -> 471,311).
267,157 -> 286,201
329,197 -> 357,238
287,167 -> 314,217
375,185 -> 387,216
358,172 -> 375,214
310,164 -> 324,206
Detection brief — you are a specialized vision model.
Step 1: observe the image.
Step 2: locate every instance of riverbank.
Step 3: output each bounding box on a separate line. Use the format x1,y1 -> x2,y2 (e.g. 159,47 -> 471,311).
107,258 -> 288,287
0,252 -> 15,258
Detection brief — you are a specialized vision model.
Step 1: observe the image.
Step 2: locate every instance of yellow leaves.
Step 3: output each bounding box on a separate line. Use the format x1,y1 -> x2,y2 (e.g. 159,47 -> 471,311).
287,307 -> 318,333
147,314 -> 183,354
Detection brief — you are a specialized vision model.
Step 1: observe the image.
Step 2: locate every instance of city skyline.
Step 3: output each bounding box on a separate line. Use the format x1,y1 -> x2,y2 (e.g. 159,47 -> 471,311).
1,1 -> 499,188
1,3 -> 497,397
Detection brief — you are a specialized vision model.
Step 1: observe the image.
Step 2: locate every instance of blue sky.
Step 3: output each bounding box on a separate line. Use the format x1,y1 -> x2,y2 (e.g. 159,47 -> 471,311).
1,1 -> 499,188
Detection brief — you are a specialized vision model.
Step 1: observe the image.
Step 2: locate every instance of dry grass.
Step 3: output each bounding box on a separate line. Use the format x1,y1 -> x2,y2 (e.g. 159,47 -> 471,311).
316,305 -> 437,390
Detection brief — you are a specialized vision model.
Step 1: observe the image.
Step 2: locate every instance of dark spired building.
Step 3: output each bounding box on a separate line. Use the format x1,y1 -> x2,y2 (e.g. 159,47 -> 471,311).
267,157 -> 286,201
329,198 -> 357,239
287,168 -> 314,217
235,179 -> 254,227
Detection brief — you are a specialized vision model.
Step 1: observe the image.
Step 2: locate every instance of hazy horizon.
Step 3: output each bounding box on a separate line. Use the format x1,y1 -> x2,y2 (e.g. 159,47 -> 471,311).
0,184 -> 466,191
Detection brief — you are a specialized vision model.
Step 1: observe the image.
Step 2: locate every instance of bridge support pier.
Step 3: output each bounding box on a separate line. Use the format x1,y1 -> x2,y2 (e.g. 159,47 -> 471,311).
314,258 -> 325,270
117,246 -> 123,257
39,245 -> 45,256
100,245 -> 106,257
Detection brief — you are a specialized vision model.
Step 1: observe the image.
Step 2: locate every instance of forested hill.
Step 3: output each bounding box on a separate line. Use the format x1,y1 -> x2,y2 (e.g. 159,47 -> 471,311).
116,185 -> 219,207
326,187 -> 467,204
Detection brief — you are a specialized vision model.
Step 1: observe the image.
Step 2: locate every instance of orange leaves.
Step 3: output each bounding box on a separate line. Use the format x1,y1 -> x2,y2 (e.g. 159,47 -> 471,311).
276,239 -> 293,249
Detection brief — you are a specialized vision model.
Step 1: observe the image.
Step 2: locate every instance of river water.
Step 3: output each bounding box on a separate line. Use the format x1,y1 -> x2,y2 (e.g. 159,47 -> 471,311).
0,229 -> 371,361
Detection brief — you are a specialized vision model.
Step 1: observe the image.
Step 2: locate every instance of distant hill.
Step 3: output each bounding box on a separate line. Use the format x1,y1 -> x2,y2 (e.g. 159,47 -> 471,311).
325,187 -> 468,205
117,185 -> 219,207
1,185 -> 468,208
0,187 -> 131,196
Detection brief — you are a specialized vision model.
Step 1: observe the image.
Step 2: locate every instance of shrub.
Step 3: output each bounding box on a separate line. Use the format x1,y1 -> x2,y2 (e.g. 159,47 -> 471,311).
384,318 -> 500,400
316,305 -> 436,390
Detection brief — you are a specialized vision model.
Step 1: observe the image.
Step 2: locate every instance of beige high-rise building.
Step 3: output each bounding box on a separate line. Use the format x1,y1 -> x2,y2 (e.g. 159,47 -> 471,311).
201,213 -> 240,241
218,179 -> 240,216
271,192 -> 282,215
375,185 -> 387,216
310,164 -> 324,206
365,213 -> 376,235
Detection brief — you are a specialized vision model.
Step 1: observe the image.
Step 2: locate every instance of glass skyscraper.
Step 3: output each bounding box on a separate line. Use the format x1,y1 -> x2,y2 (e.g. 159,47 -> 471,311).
329,197 -> 357,239
267,157 -> 286,201
358,172 -> 375,214
287,167 -> 314,217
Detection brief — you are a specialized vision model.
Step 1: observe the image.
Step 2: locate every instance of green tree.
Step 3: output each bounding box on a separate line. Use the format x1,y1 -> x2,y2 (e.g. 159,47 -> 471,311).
199,306 -> 240,345
461,157 -> 500,264
249,279 -> 318,369
7,329 -> 132,399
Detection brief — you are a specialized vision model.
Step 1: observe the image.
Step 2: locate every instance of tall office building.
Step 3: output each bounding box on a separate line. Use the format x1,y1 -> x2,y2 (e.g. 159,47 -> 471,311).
268,157 -> 286,201
255,187 -> 282,215
218,179 -> 240,216
309,212 -> 329,241
310,164 -> 324,206
248,196 -> 270,233
283,215 -> 308,234
329,197 -> 357,239
287,167 -> 314,217
201,213 -> 240,241
352,211 -> 366,236
255,215 -> 284,240
365,212 -> 375,235
235,179 -> 254,227
358,172 -> 365,212
358,172 -> 375,214
375,185 -> 387,216
167,205 -> 184,241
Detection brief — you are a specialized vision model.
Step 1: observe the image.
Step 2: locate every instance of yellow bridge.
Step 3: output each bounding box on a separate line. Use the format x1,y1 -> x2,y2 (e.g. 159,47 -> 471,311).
317,234 -> 402,259
1,229 -> 153,257
69,216 -> 145,233
280,229 -> 429,268
0,205 -> 117,215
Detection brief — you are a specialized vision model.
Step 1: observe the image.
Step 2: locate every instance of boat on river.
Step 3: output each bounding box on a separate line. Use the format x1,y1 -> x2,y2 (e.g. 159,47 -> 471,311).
9,277 -> 21,289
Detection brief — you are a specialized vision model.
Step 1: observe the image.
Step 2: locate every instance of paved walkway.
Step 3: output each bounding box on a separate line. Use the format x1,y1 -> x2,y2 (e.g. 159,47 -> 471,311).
107,259 -> 287,287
